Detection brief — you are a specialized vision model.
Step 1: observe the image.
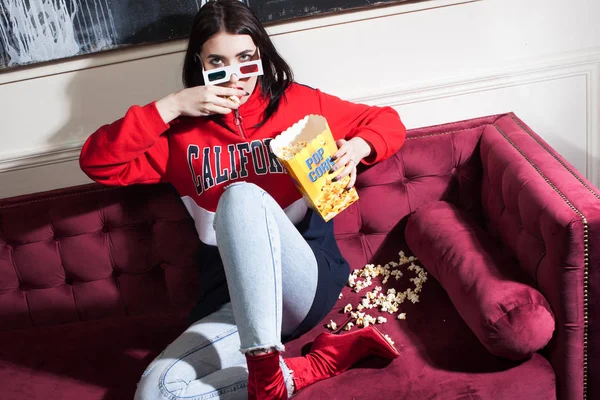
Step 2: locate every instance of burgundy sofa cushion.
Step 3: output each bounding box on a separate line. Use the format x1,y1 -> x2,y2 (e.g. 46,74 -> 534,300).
405,201 -> 555,360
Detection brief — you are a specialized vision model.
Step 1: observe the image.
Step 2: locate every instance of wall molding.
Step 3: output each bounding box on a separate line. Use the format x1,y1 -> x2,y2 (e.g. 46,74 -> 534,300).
0,0 -> 477,86
1,46 -> 599,189
353,47 -> 600,189
0,142 -> 83,173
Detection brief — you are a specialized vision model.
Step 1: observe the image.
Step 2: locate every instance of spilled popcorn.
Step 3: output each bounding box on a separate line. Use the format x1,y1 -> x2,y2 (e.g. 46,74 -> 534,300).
328,251 -> 428,334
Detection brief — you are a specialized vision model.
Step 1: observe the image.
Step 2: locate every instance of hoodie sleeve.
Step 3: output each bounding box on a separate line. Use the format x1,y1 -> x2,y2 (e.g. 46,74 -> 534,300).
316,89 -> 406,165
79,102 -> 171,186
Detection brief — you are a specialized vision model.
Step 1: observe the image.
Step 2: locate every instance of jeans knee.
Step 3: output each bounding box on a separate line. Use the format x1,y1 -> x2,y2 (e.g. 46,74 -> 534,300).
217,182 -> 264,214
224,181 -> 263,195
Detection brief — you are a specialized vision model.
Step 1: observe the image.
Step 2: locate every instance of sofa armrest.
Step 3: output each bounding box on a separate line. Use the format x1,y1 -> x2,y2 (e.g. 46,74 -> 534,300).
480,113 -> 600,400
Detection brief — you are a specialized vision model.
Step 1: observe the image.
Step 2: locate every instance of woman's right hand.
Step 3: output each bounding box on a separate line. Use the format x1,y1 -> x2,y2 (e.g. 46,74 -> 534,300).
156,86 -> 249,123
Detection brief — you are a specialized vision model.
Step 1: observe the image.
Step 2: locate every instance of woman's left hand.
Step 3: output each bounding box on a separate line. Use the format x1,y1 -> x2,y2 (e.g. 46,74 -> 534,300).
330,137 -> 372,189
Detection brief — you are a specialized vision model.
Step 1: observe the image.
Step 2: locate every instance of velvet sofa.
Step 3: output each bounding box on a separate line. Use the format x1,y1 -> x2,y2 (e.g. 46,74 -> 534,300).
0,113 -> 598,400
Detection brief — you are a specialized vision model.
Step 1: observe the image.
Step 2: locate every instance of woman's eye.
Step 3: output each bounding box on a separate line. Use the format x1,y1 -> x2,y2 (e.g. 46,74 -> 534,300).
209,58 -> 222,66
239,54 -> 251,62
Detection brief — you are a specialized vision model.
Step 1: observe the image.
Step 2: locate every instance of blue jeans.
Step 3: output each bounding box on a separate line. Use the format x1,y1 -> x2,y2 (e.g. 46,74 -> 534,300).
135,182 -> 319,399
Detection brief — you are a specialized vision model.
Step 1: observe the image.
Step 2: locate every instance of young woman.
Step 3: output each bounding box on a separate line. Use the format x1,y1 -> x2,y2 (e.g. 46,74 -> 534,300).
80,1 -> 406,399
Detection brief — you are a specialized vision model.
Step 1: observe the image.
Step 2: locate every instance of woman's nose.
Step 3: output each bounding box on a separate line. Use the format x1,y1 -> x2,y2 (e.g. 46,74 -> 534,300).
229,73 -> 240,83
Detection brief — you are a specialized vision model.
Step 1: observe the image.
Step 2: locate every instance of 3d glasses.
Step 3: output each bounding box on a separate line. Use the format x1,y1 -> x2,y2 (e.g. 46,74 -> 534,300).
199,50 -> 264,85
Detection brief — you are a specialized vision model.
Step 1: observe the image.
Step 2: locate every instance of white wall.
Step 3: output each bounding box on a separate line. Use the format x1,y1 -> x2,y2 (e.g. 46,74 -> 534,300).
0,0 -> 599,199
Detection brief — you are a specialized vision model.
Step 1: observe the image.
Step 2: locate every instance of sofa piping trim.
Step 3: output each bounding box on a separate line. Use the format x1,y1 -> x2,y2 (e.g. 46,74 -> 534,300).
509,114 -> 600,200
493,124 -> 589,400
405,126 -> 479,141
406,114 -> 502,134
0,187 -> 115,210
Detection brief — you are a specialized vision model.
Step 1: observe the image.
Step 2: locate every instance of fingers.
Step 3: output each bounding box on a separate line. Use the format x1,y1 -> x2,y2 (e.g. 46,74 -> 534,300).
211,95 -> 238,110
332,159 -> 354,182
331,153 -> 351,174
334,139 -> 348,160
205,87 -> 249,114
332,139 -> 361,187
348,167 -> 357,189
210,86 -> 249,98
187,87 -> 243,116
203,103 -> 234,115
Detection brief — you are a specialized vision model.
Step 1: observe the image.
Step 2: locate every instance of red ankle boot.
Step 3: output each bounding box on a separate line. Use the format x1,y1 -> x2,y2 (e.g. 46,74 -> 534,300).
283,326 -> 400,393
245,351 -> 288,400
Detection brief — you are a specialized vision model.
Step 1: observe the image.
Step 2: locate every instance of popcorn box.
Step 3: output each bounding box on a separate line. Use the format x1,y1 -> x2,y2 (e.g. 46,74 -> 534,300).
270,115 -> 359,221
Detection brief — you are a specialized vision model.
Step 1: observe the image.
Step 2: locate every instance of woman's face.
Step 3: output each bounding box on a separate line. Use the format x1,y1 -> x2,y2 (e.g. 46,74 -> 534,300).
200,32 -> 260,104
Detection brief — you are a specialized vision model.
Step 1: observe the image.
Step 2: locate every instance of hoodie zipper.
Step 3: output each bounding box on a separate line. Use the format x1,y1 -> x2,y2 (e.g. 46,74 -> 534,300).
233,109 -> 246,139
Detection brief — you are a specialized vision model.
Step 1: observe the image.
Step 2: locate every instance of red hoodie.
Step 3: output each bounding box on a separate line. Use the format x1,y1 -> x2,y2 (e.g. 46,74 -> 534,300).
80,82 -> 406,246
80,82 -> 406,328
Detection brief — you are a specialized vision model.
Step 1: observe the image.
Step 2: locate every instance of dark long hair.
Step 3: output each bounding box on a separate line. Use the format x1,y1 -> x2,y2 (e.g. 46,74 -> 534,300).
182,0 -> 294,126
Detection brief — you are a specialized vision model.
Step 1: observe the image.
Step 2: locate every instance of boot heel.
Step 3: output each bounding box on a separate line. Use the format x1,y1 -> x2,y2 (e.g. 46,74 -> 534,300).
312,326 -> 400,359
283,326 -> 400,394
370,326 -> 401,358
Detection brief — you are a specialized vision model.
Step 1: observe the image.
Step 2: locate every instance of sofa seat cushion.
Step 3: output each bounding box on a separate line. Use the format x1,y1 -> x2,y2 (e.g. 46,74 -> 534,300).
0,313 -> 188,400
284,239 -> 556,400
0,244 -> 556,400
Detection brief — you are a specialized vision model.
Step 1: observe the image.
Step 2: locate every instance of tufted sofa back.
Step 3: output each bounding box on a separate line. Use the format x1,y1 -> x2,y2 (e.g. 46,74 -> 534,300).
0,184 -> 202,331
334,114 -> 495,267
